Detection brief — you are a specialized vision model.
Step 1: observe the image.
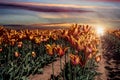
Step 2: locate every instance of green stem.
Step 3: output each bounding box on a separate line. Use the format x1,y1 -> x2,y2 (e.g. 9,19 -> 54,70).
69,61 -> 72,80
8,46 -> 11,61
65,53 -> 66,65
64,54 -> 66,80
74,66 -> 76,80
60,57 -> 62,70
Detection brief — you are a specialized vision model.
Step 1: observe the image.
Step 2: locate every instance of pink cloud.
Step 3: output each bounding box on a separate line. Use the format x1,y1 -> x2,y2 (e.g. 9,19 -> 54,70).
89,0 -> 120,2
0,2 -> 94,13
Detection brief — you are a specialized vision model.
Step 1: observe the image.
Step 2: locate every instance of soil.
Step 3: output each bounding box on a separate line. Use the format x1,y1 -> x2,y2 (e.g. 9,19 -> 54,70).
29,55 -> 69,80
96,36 -> 120,80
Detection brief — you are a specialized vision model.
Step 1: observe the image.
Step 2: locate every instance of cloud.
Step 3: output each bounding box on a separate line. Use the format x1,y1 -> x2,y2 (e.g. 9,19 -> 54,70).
38,13 -> 70,19
19,2 -> 119,9
0,2 -> 94,13
89,0 -> 120,2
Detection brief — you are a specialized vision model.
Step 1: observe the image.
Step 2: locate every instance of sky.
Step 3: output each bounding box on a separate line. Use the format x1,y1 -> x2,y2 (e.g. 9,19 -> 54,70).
0,0 -> 120,28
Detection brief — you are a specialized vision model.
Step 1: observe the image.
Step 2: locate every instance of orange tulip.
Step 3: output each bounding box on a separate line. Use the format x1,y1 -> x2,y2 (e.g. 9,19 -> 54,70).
69,35 -> 77,47
45,44 -> 54,56
35,37 -> 41,44
18,41 -> 22,48
10,39 -> 16,46
73,26 -> 79,36
88,53 -> 93,59
32,51 -> 36,58
69,54 -> 80,66
95,55 -> 101,63
29,35 -> 34,40
19,35 -> 23,39
52,34 -> 58,40
76,41 -> 84,51
56,45 -> 68,57
15,52 -> 20,57
85,46 -> 92,54
62,30 -> 68,38
0,48 -> 2,52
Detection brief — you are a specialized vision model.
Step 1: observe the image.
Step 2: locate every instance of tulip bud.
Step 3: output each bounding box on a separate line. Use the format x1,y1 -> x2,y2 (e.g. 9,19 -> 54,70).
57,46 -> 64,57
95,55 -> 101,63
45,44 -> 54,56
0,48 -> 2,52
32,51 -> 36,58
18,41 -> 22,48
69,54 -> 80,66
15,52 -> 20,57
29,35 -> 33,40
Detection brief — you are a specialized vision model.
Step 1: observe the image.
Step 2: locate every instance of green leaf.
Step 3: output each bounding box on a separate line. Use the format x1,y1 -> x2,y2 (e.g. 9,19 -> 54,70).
8,67 -> 14,73
0,74 -> 3,80
21,76 -> 29,80
37,68 -> 43,74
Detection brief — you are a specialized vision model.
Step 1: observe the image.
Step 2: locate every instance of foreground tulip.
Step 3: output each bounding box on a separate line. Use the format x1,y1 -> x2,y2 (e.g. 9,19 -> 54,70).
69,54 -> 80,66
69,35 -> 77,47
88,53 -> 93,59
45,44 -> 54,56
45,43 -> 56,56
56,45 -> 68,57
45,43 -> 56,80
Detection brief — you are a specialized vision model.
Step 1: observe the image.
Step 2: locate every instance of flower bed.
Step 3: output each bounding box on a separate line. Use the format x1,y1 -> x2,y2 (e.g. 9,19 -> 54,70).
0,24 -> 101,80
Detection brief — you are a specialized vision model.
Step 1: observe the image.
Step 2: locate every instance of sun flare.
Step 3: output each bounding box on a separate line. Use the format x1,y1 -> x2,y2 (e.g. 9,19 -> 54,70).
96,25 -> 105,36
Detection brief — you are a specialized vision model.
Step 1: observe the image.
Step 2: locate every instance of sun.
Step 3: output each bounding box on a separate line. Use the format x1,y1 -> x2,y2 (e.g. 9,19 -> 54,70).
96,25 -> 105,36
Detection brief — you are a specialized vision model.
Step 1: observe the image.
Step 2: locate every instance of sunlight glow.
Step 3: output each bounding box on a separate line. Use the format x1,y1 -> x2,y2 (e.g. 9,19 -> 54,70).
96,26 -> 104,36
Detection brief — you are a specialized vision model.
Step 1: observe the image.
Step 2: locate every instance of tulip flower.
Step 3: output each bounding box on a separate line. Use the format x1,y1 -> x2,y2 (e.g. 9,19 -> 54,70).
19,35 -> 23,39
69,35 -> 77,47
17,41 -> 23,48
73,26 -> 79,36
69,54 -> 80,66
76,39 -> 85,51
14,52 -> 20,58
45,43 -> 56,56
29,35 -> 34,40
10,39 -> 16,46
45,44 -> 54,56
32,51 -> 36,58
45,43 -> 56,79
62,30 -> 68,38
35,37 -> 41,44
95,55 -> 101,63
56,45 -> 68,57
0,48 -> 2,52
88,53 -> 93,59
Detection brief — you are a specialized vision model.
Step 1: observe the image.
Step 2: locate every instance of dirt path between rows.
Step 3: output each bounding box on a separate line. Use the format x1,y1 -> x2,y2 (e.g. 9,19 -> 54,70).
96,36 -> 120,80
95,39 -> 107,80
29,55 -> 68,80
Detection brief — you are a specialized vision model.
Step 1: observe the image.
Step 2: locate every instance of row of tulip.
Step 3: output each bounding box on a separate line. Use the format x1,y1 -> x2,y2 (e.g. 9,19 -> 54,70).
108,29 -> 120,39
44,25 -> 101,80
105,30 -> 120,53
0,24 -> 101,80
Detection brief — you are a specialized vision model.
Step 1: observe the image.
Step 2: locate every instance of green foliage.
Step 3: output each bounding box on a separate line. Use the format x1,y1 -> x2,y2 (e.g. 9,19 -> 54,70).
61,59 -> 98,80
0,39 -> 57,80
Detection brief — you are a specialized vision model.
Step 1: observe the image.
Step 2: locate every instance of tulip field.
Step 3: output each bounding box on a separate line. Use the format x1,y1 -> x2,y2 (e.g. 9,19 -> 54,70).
0,24 -> 119,80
